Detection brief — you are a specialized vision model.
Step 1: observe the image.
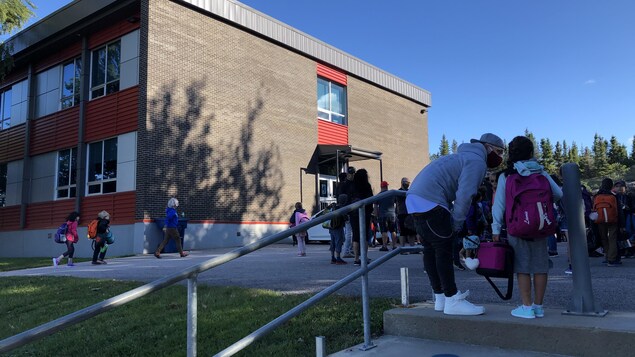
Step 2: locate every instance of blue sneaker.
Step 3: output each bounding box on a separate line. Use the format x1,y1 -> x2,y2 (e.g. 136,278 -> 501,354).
511,305 -> 535,319
532,305 -> 545,318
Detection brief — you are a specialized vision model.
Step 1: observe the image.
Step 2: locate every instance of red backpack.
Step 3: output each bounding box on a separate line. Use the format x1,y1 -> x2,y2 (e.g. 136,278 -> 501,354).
87,219 -> 99,239
505,173 -> 558,239
593,194 -> 618,224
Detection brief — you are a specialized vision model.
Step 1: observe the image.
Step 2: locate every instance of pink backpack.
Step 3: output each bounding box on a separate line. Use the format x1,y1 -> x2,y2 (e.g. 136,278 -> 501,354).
295,212 -> 310,238
505,172 -> 557,239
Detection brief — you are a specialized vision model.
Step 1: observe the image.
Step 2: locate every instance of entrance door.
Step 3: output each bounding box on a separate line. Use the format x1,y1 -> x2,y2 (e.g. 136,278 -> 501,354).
318,174 -> 337,210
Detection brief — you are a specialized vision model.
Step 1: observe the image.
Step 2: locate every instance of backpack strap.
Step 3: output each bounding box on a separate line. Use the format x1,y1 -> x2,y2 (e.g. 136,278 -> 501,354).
483,274 -> 514,300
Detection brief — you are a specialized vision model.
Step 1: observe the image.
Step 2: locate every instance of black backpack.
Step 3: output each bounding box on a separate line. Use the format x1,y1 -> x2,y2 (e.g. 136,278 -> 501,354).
329,206 -> 346,229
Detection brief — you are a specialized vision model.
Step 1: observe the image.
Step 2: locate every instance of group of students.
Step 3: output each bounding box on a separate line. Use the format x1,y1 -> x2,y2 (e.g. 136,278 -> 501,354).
53,210 -> 113,267
53,197 -> 189,267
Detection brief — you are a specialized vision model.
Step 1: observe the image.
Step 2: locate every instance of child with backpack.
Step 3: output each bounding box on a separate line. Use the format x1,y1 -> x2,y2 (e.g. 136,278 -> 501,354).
92,210 -> 113,265
53,211 -> 80,267
491,136 -> 563,319
594,178 -> 622,266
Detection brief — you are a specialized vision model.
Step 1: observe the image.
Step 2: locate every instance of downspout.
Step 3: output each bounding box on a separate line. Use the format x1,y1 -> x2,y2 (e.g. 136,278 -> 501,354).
19,64 -> 34,229
75,35 -> 89,212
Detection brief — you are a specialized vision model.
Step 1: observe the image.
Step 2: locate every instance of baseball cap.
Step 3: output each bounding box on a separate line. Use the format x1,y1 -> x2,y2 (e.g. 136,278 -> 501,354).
615,180 -> 626,187
347,166 -> 356,174
470,133 -> 504,149
380,181 -> 389,187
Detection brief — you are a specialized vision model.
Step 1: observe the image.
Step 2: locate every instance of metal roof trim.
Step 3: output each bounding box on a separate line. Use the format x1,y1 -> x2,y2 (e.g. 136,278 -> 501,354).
183,0 -> 431,107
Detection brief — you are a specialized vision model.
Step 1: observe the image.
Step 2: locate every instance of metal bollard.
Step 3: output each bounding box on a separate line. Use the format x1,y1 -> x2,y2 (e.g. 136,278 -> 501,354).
560,163 -> 607,317
400,267 -> 410,307
315,336 -> 326,357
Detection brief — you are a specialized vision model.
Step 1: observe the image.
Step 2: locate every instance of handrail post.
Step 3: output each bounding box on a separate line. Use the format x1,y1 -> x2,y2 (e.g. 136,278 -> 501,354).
358,206 -> 375,350
188,273 -> 198,357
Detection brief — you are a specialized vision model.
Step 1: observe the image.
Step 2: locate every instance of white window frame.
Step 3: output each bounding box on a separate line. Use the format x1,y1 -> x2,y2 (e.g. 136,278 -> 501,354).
89,40 -> 121,100
86,138 -> 118,196
317,77 -> 347,125
60,57 -> 82,109
0,88 -> 11,130
55,148 -> 77,200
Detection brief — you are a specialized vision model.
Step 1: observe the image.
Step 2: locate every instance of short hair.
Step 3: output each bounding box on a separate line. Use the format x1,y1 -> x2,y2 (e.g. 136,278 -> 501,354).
168,197 -> 179,208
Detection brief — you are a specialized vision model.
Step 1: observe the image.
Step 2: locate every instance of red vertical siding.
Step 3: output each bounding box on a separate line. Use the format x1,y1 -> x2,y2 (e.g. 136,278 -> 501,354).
30,107 -> 80,155
25,199 -> 75,229
317,63 -> 347,86
81,191 -> 136,225
317,119 -> 348,145
0,123 -> 26,162
85,86 -> 139,142
0,206 -> 21,231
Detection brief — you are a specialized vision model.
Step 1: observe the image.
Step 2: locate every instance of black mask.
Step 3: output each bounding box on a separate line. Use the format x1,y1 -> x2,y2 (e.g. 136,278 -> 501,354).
487,151 -> 503,168
402,183 -> 409,189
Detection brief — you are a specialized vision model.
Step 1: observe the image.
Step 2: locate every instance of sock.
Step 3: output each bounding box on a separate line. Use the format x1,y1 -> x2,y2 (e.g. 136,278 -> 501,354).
532,304 -> 543,309
523,305 -> 533,309
57,255 -> 64,261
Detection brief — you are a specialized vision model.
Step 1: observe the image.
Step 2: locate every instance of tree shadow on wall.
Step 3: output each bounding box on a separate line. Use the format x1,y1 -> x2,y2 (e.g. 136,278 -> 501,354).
144,79 -> 283,224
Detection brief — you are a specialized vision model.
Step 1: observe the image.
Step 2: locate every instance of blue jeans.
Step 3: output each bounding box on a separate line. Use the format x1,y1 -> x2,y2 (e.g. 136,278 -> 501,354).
547,234 -> 558,253
329,228 -> 345,254
412,206 -> 457,297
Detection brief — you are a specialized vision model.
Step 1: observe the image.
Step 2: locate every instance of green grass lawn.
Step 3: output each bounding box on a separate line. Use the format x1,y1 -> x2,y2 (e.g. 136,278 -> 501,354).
0,276 -> 398,356
0,258 -> 92,272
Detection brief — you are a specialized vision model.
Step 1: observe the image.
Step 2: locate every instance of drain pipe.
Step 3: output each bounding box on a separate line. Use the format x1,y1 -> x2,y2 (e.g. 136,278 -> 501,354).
560,163 -> 607,317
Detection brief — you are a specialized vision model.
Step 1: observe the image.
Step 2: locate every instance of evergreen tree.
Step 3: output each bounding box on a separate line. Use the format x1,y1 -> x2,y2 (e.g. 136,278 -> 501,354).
539,138 -> 556,174
1,0 -> 36,80
439,134 -> 450,156
579,147 -> 593,178
592,134 -> 609,177
451,139 -> 458,154
562,140 -> 569,161
569,142 -> 580,165
631,135 -> 635,162
554,141 -> 564,169
524,129 -> 540,160
607,135 -> 628,165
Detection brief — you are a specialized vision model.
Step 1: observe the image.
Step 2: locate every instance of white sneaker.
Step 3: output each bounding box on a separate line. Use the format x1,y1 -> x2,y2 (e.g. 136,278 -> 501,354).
434,293 -> 445,311
443,290 -> 485,316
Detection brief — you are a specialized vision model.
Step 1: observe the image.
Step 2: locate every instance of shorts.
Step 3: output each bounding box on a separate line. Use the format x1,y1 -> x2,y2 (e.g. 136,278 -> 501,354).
379,216 -> 396,233
508,235 -> 549,274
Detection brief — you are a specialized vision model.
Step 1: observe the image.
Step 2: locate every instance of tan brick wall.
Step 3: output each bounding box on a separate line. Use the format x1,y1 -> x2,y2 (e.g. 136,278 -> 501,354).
348,77 -> 429,192
138,0 -> 429,222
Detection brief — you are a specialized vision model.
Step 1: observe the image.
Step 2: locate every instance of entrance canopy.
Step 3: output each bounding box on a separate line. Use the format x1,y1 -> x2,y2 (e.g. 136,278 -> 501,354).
305,144 -> 382,175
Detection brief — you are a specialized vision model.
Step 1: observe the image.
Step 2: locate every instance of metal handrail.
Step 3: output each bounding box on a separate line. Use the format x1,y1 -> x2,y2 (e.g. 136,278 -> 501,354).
0,190 -> 408,355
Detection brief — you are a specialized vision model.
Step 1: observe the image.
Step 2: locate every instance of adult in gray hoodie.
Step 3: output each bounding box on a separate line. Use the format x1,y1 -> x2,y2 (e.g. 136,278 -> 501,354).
406,133 -> 505,316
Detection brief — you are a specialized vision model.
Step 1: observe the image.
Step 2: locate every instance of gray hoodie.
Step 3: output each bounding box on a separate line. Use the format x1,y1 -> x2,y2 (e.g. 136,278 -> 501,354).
407,142 -> 488,231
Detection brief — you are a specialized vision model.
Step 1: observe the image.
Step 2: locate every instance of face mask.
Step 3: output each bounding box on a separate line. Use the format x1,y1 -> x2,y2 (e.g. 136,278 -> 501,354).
487,151 -> 503,168
402,183 -> 409,189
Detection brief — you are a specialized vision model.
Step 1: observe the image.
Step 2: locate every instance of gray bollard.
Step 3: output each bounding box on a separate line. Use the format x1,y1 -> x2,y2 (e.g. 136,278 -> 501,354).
401,267 -> 410,307
315,336 -> 326,357
560,163 -> 607,317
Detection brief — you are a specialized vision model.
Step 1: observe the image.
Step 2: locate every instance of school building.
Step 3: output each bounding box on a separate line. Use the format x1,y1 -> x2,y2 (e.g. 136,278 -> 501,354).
0,0 -> 430,257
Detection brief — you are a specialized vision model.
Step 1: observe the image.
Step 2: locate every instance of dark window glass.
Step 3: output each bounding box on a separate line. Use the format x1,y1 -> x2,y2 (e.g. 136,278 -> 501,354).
88,184 -> 101,194
103,181 -> 117,194
88,142 -> 103,182
57,189 -> 69,199
106,42 -> 120,83
103,138 -> 117,179
57,149 -> 70,187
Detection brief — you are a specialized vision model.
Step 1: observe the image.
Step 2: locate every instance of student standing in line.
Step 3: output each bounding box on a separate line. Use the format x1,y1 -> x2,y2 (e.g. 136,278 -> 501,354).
492,136 -> 563,319
53,211 -> 80,267
407,133 -> 505,316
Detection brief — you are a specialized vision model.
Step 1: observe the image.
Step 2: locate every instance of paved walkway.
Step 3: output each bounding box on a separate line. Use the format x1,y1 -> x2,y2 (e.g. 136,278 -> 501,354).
2,242 -> 633,313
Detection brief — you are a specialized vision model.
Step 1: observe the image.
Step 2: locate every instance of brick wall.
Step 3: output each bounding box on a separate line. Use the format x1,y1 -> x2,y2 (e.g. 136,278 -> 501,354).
139,0 -> 316,222
347,77 -> 429,191
138,0 -> 429,222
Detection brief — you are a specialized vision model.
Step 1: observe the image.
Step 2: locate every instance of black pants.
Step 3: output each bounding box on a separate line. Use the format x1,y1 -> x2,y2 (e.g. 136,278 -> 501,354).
412,206 -> 457,297
62,241 -> 75,258
92,239 -> 106,262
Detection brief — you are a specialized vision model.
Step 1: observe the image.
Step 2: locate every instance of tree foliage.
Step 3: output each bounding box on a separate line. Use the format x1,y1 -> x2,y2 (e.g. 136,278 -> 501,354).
0,0 -> 36,80
439,134 -> 450,156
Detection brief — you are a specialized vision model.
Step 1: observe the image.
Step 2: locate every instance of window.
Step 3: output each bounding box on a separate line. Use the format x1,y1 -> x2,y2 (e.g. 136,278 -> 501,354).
61,58 -> 82,109
87,138 -> 117,195
90,41 -> 121,99
0,163 -> 6,207
56,148 -> 77,199
0,89 -> 11,130
317,77 -> 346,124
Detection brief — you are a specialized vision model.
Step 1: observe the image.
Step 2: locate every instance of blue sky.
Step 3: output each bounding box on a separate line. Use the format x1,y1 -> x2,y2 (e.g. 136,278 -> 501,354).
9,0 -> 635,155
